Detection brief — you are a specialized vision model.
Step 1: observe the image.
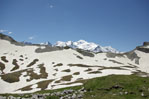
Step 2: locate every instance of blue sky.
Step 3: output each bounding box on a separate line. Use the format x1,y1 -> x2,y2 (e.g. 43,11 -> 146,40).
0,0 -> 148,51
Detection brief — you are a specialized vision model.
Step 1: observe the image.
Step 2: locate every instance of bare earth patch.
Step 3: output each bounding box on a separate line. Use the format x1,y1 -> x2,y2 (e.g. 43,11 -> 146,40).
25,64 -> 48,82
19,55 -> 23,58
53,63 -> 63,67
37,79 -> 54,90
60,75 -> 73,81
68,64 -> 100,67
98,66 -> 126,70
88,71 -> 102,74
73,72 -> 80,75
1,56 -> 8,63
27,59 -> 39,67
0,62 -> 5,74
1,70 -> 26,83
84,68 -> 92,72
19,59 -> 24,61
18,85 -> 33,91
109,59 -> 124,65
73,53 -> 83,59
62,69 -> 71,72
11,59 -> 20,71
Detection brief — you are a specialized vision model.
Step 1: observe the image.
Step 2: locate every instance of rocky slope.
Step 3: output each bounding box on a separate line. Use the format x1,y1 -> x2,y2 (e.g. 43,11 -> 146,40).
0,33 -> 149,94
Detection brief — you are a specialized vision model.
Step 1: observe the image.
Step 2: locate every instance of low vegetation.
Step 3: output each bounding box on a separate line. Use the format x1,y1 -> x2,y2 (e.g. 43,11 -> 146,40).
83,75 -> 149,99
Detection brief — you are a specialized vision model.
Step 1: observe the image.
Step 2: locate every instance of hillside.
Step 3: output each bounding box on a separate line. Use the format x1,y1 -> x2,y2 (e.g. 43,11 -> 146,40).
0,33 -> 149,94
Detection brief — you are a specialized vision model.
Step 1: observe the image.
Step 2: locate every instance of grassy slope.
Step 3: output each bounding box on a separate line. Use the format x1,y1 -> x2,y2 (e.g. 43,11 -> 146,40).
1,74 -> 149,99
83,74 -> 149,99
39,74 -> 149,99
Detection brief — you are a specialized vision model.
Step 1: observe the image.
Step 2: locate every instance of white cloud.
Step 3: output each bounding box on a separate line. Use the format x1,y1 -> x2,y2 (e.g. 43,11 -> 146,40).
0,29 -> 8,33
49,5 -> 54,8
48,3 -> 54,8
8,32 -> 12,34
28,36 -> 34,40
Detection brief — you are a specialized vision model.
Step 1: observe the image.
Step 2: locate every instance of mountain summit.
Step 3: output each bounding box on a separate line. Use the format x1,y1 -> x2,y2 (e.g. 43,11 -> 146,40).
55,40 -> 119,53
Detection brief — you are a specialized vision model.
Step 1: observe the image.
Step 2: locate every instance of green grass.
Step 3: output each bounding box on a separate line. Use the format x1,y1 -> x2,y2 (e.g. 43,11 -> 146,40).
83,75 -> 149,99
46,95 -> 59,99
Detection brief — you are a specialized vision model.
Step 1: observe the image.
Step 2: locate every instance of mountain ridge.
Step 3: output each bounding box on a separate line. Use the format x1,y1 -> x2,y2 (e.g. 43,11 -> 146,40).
0,33 -> 149,94
55,40 -> 119,53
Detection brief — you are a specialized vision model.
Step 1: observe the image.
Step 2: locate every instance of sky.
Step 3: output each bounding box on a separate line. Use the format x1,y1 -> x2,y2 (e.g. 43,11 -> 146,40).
0,0 -> 149,52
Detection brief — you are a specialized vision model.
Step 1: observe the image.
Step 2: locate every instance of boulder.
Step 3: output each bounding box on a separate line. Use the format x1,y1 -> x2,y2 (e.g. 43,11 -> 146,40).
72,93 -> 77,99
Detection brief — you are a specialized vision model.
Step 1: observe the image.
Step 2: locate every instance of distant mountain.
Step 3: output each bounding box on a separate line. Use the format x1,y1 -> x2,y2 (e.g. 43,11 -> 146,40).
55,40 -> 119,53
40,41 -> 52,46
21,41 -> 32,45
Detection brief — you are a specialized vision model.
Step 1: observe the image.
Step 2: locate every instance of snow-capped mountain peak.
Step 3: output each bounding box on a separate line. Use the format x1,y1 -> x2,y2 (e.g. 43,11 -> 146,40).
55,41 -> 67,47
55,40 -> 119,53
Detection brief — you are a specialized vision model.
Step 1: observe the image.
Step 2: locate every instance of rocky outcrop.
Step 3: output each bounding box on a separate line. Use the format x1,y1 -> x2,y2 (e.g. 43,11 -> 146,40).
0,33 -> 17,43
136,42 -> 149,53
143,42 -> 149,46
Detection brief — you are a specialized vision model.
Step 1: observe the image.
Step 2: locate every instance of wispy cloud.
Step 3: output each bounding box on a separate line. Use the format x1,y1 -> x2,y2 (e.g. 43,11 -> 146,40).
48,3 -> 54,8
0,29 -> 8,33
8,32 -> 12,34
49,5 -> 54,8
28,36 -> 34,40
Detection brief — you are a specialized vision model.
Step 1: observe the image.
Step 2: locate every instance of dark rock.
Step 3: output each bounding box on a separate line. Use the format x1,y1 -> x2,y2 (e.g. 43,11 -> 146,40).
111,85 -> 123,89
143,42 -> 149,46
136,47 -> 149,53
139,89 -> 143,92
77,94 -> 83,98
72,93 -> 77,99
86,88 -> 91,92
129,91 -> 135,94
